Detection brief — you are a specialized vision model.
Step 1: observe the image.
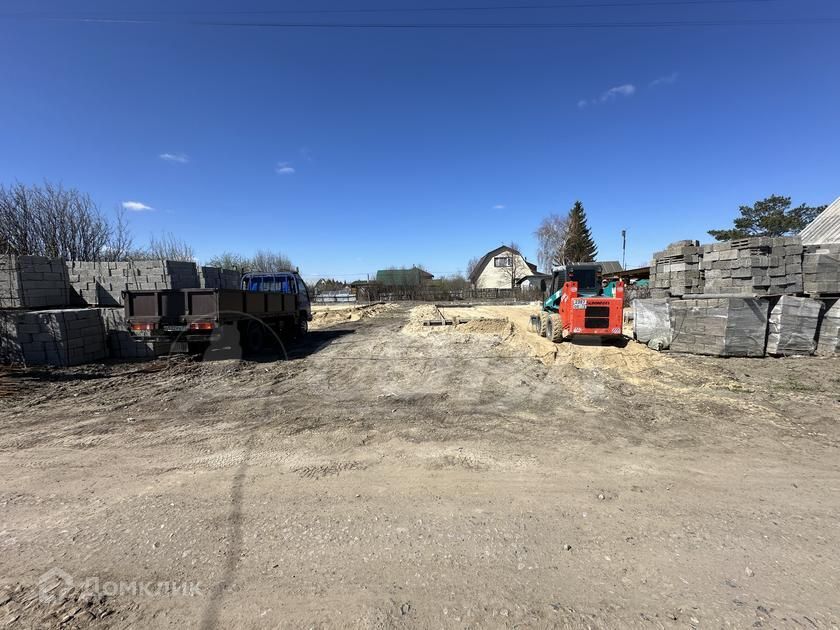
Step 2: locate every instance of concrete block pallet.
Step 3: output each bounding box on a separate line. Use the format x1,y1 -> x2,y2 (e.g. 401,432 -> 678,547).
0,308 -> 106,366
765,295 -> 823,356
66,260 -> 201,306
701,236 -> 803,296
649,240 -> 703,298
669,297 -> 769,357
0,255 -> 72,309
199,266 -> 241,289
803,244 -> 840,296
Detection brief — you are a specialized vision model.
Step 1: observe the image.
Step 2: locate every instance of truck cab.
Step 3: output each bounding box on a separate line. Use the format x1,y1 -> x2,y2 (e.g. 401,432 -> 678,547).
241,271 -> 312,326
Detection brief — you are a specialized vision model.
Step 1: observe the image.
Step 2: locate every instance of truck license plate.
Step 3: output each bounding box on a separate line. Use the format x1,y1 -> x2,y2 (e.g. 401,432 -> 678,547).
135,330 -> 151,337
163,325 -> 188,332
573,298 -> 587,310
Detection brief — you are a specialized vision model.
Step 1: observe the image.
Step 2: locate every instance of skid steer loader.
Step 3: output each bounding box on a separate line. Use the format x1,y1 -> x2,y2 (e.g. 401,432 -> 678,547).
528,263 -> 625,343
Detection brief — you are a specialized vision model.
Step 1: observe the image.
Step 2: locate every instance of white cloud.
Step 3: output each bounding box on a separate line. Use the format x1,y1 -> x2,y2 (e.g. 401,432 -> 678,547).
159,152 -> 189,163
493,204 -> 506,209
275,162 -> 295,175
122,201 -> 154,212
650,72 -> 679,87
578,83 -> 636,108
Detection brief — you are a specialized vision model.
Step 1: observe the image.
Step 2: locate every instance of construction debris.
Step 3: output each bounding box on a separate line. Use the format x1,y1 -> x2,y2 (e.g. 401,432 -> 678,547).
669,298 -> 769,357
816,299 -> 840,355
701,236 -> 803,296
765,296 -> 822,356
0,255 -> 71,309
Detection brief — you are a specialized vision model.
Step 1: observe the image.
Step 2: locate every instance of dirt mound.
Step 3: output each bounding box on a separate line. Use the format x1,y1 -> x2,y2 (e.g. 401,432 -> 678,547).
310,302 -> 397,329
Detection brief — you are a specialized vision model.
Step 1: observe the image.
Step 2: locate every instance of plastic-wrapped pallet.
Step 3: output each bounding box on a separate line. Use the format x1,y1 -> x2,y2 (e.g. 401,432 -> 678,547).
632,298 -> 671,348
669,298 -> 769,357
816,299 -> 840,356
765,296 -> 822,356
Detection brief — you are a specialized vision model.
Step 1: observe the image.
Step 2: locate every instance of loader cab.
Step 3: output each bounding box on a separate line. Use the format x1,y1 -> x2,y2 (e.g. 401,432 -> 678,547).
550,263 -> 603,297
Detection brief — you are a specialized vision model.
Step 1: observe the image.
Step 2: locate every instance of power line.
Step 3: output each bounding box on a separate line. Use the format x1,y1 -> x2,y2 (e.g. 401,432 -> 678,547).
5,16 -> 838,29
6,0 -> 780,17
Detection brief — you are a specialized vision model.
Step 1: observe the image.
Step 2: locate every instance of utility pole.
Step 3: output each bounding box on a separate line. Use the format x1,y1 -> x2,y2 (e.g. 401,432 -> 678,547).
621,229 -> 627,270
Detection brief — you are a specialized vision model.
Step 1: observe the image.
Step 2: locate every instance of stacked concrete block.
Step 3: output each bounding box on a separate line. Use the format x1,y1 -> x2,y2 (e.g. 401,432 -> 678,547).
98,307 -> 169,359
669,297 -> 769,357
0,308 -> 106,366
816,299 -> 840,356
700,236 -> 803,296
199,266 -> 241,289
765,296 -> 823,356
803,244 -> 840,296
632,298 -> 671,348
0,255 -> 71,309
66,260 -> 200,306
649,240 -> 704,298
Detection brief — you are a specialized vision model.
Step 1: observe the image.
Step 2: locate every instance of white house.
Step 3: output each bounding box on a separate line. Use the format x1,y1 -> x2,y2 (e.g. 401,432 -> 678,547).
469,245 -> 538,289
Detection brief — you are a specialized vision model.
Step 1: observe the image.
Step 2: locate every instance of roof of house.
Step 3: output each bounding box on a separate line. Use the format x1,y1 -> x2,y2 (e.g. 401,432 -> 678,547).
800,196 -> 840,245
375,267 -> 434,286
468,245 -> 538,283
597,260 -> 624,275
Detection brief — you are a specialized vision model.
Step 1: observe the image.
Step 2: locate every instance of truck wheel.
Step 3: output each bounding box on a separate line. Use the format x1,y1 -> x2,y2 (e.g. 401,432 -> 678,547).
538,312 -> 549,337
244,321 -> 266,352
547,314 -> 564,343
297,315 -> 308,337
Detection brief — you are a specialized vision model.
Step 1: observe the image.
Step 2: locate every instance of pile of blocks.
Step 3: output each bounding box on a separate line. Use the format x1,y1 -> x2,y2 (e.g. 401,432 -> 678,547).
66,260 -> 201,306
0,308 -> 106,366
98,307 -> 168,359
765,296 -> 823,356
199,266 -> 241,289
669,297 -> 769,357
649,240 -> 704,298
0,255 -> 71,309
803,244 -> 840,296
700,236 -> 803,296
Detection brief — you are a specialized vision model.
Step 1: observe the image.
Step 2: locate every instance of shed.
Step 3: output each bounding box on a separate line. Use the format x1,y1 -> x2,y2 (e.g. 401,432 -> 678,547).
375,267 -> 434,286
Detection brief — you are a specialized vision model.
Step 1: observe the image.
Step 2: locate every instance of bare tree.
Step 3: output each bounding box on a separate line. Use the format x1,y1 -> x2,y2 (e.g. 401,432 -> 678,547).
466,256 -> 480,281
499,242 -> 528,290
0,181 -> 110,259
102,206 -> 134,261
250,249 -> 294,272
147,232 -> 195,261
535,213 -> 569,271
206,251 -> 251,272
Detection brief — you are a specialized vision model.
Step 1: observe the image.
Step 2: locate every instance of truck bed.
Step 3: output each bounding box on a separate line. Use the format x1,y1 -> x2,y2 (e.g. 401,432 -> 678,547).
124,288 -> 299,324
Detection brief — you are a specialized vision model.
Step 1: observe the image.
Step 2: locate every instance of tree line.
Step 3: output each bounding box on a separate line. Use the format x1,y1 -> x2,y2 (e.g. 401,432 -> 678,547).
527,194 -> 826,276
0,181 -> 294,271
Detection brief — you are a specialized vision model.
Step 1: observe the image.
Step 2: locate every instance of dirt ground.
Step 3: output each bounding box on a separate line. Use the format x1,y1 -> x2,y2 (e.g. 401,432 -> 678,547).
1,302 -> 839,629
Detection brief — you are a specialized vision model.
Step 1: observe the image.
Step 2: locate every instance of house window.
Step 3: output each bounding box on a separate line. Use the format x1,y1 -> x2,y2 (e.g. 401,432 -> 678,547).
494,256 -> 513,268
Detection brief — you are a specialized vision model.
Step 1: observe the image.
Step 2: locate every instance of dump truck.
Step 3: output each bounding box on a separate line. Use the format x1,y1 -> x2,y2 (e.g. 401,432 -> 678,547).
124,271 -> 311,353
528,262 -> 625,342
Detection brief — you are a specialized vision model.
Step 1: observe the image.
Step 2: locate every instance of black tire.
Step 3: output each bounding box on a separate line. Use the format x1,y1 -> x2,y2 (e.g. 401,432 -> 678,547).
244,321 -> 267,352
297,314 -> 308,337
547,314 -> 564,343
538,312 -> 549,337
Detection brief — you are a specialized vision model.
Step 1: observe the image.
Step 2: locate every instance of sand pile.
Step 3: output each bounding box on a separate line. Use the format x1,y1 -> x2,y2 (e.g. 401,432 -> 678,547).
310,303 -> 397,329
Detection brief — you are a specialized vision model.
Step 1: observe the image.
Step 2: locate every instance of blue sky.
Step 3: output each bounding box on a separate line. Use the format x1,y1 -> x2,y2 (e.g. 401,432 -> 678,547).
2,1 -> 839,281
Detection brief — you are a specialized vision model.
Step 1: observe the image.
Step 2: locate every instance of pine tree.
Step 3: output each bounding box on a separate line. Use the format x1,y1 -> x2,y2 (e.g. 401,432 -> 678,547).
562,201 -> 598,263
